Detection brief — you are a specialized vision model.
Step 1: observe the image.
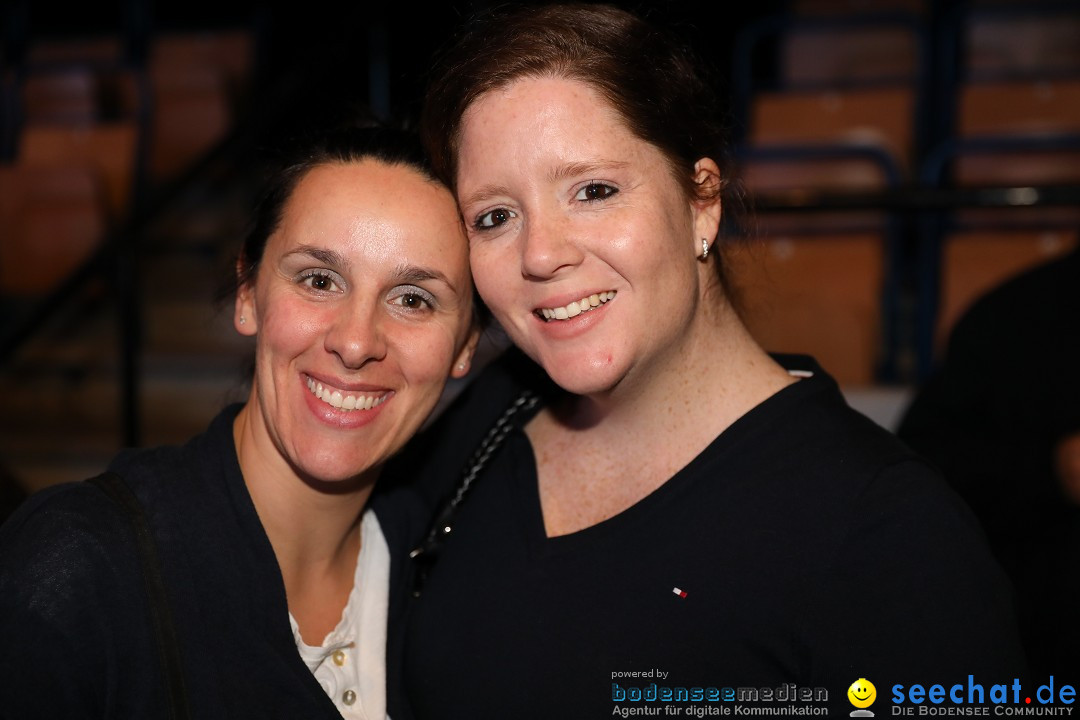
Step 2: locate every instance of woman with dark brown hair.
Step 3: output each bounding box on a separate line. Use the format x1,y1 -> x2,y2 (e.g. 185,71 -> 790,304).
0,125 -> 479,719
392,4 -> 1026,718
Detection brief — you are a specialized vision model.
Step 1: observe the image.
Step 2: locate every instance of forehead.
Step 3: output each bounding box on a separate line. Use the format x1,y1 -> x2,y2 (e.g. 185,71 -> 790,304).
461,76 -> 629,148
274,160 -> 468,269
457,76 -> 681,191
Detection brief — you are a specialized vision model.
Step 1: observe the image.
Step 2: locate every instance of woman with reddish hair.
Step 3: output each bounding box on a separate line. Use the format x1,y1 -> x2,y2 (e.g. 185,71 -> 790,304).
392,4 -> 1026,718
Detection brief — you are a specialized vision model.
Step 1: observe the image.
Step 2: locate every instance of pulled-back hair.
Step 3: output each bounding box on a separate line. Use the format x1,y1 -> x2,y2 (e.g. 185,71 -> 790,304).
234,124 -> 436,293
420,2 -> 746,292
219,123 -> 488,327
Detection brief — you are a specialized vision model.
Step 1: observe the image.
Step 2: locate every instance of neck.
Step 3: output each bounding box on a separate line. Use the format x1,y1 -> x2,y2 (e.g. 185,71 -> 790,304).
528,289 -> 796,538
232,403 -> 375,586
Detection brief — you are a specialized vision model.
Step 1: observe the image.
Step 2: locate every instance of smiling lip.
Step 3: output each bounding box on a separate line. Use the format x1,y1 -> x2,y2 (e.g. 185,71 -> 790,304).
534,291 -> 616,322
305,375 -> 390,411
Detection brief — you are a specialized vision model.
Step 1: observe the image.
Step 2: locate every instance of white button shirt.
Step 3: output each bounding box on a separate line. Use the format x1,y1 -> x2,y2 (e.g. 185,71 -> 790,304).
290,510 -> 390,720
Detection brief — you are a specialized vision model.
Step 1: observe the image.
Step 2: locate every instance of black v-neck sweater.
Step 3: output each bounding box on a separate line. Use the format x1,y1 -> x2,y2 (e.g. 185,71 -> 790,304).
393,350 -> 1026,719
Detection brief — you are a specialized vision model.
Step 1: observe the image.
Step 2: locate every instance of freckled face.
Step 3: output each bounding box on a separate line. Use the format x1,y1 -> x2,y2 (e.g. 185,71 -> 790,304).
456,76 -> 715,397
236,161 -> 475,483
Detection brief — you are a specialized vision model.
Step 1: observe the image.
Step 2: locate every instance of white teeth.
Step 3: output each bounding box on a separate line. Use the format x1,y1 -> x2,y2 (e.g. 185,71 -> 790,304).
538,291 -> 616,322
305,376 -> 388,412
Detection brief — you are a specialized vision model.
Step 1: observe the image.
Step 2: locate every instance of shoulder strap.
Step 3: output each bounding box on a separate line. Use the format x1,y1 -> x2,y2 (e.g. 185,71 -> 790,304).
409,389 -> 538,596
88,472 -> 192,720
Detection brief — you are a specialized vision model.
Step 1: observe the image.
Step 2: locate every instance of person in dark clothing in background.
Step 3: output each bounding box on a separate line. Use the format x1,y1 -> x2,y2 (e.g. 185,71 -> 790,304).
899,247 -> 1080,681
0,464 -> 27,526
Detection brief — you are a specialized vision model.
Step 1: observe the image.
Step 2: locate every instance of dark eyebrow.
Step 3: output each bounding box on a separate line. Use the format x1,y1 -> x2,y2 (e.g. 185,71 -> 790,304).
548,160 -> 629,183
459,184 -> 510,210
284,246 -> 349,269
394,263 -> 459,293
281,250 -> 460,294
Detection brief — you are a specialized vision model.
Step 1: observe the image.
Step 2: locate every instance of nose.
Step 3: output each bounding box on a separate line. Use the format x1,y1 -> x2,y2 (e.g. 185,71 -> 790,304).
323,297 -> 388,369
520,214 -> 584,280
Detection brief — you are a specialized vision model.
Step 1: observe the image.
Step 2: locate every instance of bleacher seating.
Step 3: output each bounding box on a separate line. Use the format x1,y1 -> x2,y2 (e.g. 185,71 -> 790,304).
0,20 -> 260,491
147,30 -> 254,180
0,2 -> 1076,488
920,3 -> 1080,364
1,27 -> 256,304
0,164 -> 107,297
732,1 -> 1080,384
733,11 -> 923,386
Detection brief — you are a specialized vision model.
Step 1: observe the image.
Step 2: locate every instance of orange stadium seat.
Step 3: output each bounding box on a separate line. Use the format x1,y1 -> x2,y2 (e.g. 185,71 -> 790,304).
0,165 -> 108,297
751,87 -> 916,174
147,30 -> 254,180
17,122 -> 138,220
932,78 -> 1080,351
729,234 -> 886,387
782,25 -> 918,87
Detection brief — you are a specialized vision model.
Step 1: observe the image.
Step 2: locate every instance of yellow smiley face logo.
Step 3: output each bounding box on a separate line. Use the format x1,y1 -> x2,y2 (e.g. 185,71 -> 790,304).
848,678 -> 877,709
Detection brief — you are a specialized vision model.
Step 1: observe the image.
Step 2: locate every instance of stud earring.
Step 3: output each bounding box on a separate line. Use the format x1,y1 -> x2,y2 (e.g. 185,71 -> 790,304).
700,238 -> 710,261
457,363 -> 466,372
239,316 -> 246,325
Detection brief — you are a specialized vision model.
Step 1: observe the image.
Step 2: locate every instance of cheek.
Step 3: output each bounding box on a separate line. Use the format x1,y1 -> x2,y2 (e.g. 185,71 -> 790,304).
470,244 -> 513,310
644,202 -> 693,250
634,212 -> 697,283
256,295 -> 327,361
594,201 -> 689,270
389,323 -> 462,383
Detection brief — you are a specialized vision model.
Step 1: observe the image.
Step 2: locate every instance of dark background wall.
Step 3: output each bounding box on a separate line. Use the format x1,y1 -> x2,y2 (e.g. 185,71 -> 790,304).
5,0 -> 786,141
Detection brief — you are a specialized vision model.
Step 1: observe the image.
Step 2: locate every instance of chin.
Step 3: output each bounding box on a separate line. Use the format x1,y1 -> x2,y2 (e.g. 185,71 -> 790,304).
295,449 -> 380,487
551,378 -> 616,397
536,348 -> 628,397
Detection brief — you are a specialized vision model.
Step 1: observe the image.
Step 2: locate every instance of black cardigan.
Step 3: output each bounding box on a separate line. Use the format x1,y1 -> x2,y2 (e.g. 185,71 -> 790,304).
0,404 -> 427,719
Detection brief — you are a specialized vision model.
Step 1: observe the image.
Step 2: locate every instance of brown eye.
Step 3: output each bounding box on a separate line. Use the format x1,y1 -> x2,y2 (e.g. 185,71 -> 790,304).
300,271 -> 342,292
576,183 -> 618,201
390,286 -> 435,311
476,207 -> 516,229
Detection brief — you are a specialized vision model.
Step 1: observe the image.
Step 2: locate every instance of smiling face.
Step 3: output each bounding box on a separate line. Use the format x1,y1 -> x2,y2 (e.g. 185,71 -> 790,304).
235,160 -> 476,484
456,76 -> 722,398
848,679 -> 877,709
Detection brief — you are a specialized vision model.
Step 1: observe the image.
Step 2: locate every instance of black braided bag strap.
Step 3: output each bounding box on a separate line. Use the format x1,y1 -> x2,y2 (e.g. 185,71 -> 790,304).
409,389 -> 539,596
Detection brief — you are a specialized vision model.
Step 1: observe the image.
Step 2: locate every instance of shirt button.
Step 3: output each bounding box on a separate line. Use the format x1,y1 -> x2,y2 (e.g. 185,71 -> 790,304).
332,650 -> 346,666
342,689 -> 357,706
